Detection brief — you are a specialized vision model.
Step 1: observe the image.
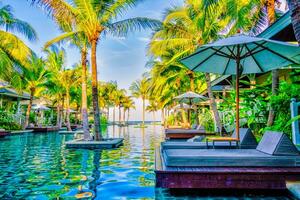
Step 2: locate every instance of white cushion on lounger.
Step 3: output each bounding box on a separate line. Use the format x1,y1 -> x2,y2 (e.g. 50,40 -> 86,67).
196,125 -> 205,130
187,136 -> 204,142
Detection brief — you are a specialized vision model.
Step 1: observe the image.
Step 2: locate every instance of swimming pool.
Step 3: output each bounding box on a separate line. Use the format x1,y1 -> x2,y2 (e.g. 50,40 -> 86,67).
0,125 -> 293,199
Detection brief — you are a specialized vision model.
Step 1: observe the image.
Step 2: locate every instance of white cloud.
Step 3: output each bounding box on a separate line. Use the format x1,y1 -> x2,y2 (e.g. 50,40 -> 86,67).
138,37 -> 151,43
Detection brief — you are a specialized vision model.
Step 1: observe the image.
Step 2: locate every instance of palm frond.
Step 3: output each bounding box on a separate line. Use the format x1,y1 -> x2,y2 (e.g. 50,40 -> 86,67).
44,31 -> 79,48
0,30 -> 32,67
100,0 -> 145,22
0,4 -> 38,41
106,17 -> 161,37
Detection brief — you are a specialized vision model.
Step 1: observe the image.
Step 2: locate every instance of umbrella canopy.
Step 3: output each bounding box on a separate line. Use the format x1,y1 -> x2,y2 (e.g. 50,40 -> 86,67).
32,104 -> 50,111
174,91 -> 208,104
174,91 -> 208,122
173,103 -> 191,110
182,35 -> 300,75
181,34 -> 300,140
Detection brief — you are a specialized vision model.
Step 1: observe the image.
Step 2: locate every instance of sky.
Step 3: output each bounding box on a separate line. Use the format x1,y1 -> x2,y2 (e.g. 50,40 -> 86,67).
2,0 -> 184,121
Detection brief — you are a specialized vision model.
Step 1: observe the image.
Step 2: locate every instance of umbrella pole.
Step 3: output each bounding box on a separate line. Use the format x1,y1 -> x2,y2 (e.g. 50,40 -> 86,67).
188,99 -> 191,124
236,59 -> 240,141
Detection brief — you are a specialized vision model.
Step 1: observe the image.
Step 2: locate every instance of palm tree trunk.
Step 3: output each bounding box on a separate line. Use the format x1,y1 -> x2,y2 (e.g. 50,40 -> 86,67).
107,106 -> 110,122
66,89 -> 72,131
287,0 -> 300,44
119,106 -> 121,124
188,71 -> 195,91
59,97 -> 64,129
161,108 -> 165,126
267,70 -> 279,126
76,105 -> 80,124
153,112 -> 155,123
127,109 -> 130,124
123,108 -> 126,125
142,98 -> 145,126
113,106 -> 116,125
205,73 -> 222,133
24,88 -> 34,129
56,103 -> 60,127
81,47 -> 90,140
91,39 -> 102,141
266,1 -> 278,127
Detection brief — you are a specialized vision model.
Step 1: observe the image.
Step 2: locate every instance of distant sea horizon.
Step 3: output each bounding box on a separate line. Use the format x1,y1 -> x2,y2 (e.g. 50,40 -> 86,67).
108,120 -> 161,125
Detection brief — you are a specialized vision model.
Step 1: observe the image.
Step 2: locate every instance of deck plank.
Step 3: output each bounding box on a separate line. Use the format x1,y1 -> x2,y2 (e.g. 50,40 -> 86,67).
155,147 -> 300,189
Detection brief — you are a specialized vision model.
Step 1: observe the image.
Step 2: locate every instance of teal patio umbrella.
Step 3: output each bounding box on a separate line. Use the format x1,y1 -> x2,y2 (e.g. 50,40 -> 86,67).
181,34 -> 300,140
174,91 -> 208,122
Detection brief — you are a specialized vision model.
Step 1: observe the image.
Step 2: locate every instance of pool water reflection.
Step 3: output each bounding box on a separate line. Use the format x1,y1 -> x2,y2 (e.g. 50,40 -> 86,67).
0,125 -> 294,199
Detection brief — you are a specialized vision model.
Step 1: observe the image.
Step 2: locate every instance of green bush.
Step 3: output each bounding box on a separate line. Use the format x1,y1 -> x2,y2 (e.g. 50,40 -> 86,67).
198,108 -> 215,132
101,116 -> 108,124
219,70 -> 300,139
88,115 -> 108,125
0,110 -> 22,130
266,81 -> 300,137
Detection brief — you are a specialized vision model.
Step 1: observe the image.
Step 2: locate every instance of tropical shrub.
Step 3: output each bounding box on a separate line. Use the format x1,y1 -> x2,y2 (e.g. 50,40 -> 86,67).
0,110 -> 22,130
198,108 -> 215,132
266,80 -> 300,137
89,116 -> 108,125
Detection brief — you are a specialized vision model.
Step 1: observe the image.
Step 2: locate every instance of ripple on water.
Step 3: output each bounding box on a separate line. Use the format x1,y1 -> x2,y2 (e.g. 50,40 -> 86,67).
0,125 -> 293,200
98,181 -> 155,200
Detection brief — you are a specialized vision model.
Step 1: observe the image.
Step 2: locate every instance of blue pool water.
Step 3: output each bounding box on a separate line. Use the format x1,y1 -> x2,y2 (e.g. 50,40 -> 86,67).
0,125 -> 294,199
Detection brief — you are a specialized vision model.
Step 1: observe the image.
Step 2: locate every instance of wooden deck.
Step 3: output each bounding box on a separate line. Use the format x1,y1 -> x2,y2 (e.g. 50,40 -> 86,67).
71,125 -> 82,130
155,148 -> 300,189
27,126 -> 60,133
0,131 -> 10,138
165,132 -> 215,140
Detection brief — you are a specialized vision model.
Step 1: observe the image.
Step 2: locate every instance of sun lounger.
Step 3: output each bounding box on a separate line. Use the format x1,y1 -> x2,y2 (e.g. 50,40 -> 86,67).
163,131 -> 300,167
165,125 -> 213,139
162,128 -> 257,149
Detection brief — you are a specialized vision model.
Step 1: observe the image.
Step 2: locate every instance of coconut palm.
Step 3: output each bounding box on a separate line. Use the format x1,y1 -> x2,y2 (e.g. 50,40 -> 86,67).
114,89 -> 126,125
148,2 -> 226,131
148,0 -> 265,131
60,69 -> 80,131
130,76 -> 150,126
146,101 -> 159,122
44,47 -> 66,128
32,0 -> 161,140
13,55 -> 49,129
0,4 -> 37,80
123,96 -> 135,124
45,32 -> 91,139
0,4 -> 37,39
99,81 -> 118,121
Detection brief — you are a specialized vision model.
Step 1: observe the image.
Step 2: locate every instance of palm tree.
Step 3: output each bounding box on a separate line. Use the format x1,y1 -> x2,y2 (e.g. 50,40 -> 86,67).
44,47 -> 66,128
148,0 -> 264,132
61,69 -> 80,131
146,101 -> 159,123
32,0 -> 161,140
130,76 -> 149,126
265,0 -> 278,127
148,2 -> 226,131
0,4 -> 37,80
45,82 -> 64,128
0,4 -> 37,39
123,96 -> 135,124
45,32 -> 91,139
15,55 -> 49,129
114,89 -> 126,125
105,81 -> 118,122
287,0 -> 300,44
